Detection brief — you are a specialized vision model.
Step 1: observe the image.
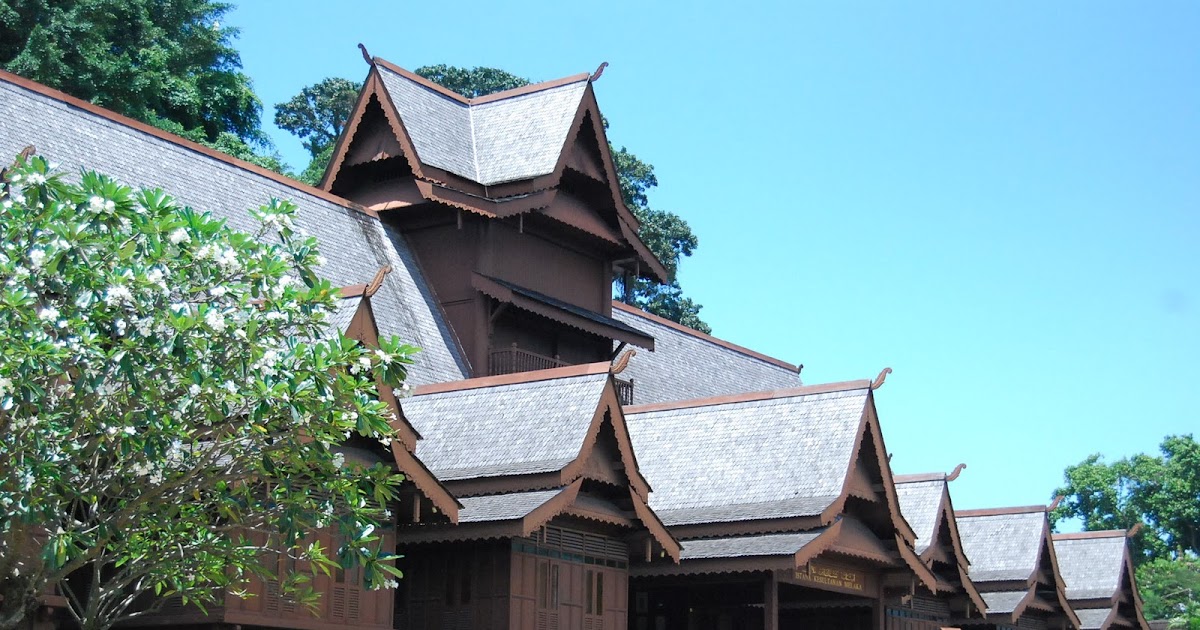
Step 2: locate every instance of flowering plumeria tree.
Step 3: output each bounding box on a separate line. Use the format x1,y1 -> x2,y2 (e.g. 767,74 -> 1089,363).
0,153 -> 417,630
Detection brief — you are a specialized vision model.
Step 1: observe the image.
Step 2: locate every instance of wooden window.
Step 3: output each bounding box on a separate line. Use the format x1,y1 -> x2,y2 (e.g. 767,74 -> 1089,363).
584,569 -> 604,628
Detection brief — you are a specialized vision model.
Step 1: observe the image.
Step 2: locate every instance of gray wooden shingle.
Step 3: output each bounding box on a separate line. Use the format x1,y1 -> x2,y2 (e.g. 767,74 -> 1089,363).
1054,536 -> 1127,601
958,511 -> 1046,583
626,388 -> 869,526
1076,607 -> 1116,630
377,66 -> 587,187
612,306 -> 800,404
895,479 -> 945,555
403,372 -> 609,480
458,488 -> 564,523
680,530 -> 826,560
0,79 -> 469,386
980,590 -> 1029,614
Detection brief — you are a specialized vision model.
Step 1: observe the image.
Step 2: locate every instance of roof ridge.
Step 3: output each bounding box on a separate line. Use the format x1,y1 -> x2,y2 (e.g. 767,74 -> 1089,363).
372,57 -> 590,108
957,505 -> 1048,518
0,69 -> 373,218
611,301 -> 801,373
413,361 -> 611,396
1052,530 -> 1129,540
467,96 -> 482,182
625,379 -> 871,415
894,472 -> 948,484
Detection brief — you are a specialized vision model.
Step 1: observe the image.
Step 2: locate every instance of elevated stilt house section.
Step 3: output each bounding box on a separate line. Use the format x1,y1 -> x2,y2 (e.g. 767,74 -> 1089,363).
320,58 -> 666,394
893,473 -> 988,628
624,380 -> 933,630
393,363 -> 679,630
1052,531 -> 1149,630
956,507 -> 1081,630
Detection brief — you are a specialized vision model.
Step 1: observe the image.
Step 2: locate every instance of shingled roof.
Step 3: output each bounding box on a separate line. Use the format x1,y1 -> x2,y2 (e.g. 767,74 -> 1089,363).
1053,531 -> 1149,630
957,509 -> 1048,583
0,71 -> 469,386
612,302 -> 801,404
895,478 -> 946,555
625,382 -> 871,526
374,63 -> 589,187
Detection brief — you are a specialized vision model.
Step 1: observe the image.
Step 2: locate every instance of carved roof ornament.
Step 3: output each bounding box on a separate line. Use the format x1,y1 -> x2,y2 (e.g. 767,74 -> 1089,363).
611,348 -> 636,374
1127,523 -> 1143,538
0,144 -> 34,179
364,265 -> 393,297
946,463 -> 967,482
590,61 -> 609,83
358,43 -> 374,66
1048,495 -> 1064,511
871,367 -> 892,390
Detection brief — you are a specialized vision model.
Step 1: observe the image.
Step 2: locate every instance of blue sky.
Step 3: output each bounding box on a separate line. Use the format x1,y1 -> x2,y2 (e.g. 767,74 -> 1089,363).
229,1 -> 1199,515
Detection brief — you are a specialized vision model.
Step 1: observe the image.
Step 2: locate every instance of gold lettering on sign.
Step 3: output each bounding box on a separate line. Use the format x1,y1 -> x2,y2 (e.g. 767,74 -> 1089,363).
793,562 -> 864,592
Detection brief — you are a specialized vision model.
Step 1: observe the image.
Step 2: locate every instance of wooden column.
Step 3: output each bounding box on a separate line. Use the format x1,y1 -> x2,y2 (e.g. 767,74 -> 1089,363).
763,571 -> 778,630
874,591 -> 886,630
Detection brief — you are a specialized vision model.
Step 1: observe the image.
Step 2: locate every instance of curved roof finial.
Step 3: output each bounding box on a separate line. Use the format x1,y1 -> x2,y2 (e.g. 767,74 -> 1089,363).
590,61 -> 609,82
1048,495 -> 1064,511
871,367 -> 893,390
946,463 -> 967,482
358,43 -> 374,66
611,349 -> 636,374
364,265 -> 393,297
1127,523 -> 1143,538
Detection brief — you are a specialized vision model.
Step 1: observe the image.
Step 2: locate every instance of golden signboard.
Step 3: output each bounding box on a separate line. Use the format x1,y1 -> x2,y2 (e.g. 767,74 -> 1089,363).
793,562 -> 864,592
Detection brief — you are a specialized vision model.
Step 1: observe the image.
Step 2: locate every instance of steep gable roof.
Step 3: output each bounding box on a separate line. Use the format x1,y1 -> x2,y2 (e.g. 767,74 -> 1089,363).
0,70 -> 469,386
894,473 -> 988,614
896,479 -> 946,555
957,508 -> 1048,583
611,302 -> 801,404
373,63 -> 589,186
1053,534 -> 1128,601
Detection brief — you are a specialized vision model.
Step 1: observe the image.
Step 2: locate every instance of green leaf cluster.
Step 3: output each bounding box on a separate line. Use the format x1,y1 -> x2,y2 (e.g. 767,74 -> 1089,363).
0,0 -> 289,175
0,154 -> 416,630
1052,434 -> 1200,627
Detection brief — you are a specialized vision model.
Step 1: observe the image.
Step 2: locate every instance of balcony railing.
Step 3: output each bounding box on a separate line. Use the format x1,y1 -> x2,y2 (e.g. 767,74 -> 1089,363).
488,344 -> 568,375
488,344 -> 635,405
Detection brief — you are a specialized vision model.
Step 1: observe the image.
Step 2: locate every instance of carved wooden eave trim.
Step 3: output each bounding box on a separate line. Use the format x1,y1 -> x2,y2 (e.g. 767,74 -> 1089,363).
629,487 -> 682,563
895,532 -> 940,593
562,379 -> 652,500
520,478 -> 584,536
390,442 -> 460,524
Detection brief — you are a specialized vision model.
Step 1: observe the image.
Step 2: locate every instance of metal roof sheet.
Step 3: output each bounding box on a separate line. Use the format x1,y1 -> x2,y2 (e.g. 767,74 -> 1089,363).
0,78 -> 469,386
626,388 -> 868,526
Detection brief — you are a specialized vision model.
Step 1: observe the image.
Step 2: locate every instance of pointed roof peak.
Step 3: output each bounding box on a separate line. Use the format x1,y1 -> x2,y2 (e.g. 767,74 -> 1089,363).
373,57 -> 590,107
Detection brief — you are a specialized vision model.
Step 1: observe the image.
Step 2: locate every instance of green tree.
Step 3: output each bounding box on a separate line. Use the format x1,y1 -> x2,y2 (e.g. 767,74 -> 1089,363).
0,154 -> 411,630
413,64 -> 530,99
273,78 -> 360,184
1052,435 -> 1200,627
0,0 -> 287,173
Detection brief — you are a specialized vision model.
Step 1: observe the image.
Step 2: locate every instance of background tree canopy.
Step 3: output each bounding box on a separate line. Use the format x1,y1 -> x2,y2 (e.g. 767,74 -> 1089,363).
0,0 -> 287,173
1051,434 -> 1200,628
276,65 -> 711,333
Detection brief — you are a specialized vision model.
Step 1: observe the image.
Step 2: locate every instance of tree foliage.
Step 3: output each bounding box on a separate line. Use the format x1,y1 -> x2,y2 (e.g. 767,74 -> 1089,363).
0,0 -> 287,174
273,77 -> 360,168
0,154 -> 412,630
413,64 -> 530,99
1052,434 -> 1200,627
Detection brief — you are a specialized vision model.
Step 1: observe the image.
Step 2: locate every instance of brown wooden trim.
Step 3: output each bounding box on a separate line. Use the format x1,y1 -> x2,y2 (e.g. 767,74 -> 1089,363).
1052,530 -> 1128,540
894,532 -> 939,593
368,70 -> 432,181
339,283 -> 368,298
794,520 -> 844,566
625,379 -> 872,415
860,396 -> 918,544
320,68 -> 382,191
629,487 -> 682,563
611,301 -> 802,372
0,69 -> 377,218
893,472 -> 949,484
372,58 -> 473,104
521,479 -> 583,535
669,515 -> 826,540
956,505 -> 1048,518
441,472 -> 565,497
470,73 -> 592,105
632,556 -> 792,577
413,361 -> 611,395
563,383 -> 652,500
391,442 -> 461,523
413,180 -> 497,218
957,561 -> 990,617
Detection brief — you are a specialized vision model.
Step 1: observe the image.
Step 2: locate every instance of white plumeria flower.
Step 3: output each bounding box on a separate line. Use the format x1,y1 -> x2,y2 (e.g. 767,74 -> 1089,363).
168,228 -> 190,244
37,306 -> 59,321
28,248 -> 45,269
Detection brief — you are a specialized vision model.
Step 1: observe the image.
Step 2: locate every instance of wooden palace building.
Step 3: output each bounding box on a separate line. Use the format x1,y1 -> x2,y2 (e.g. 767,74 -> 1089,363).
0,45 -> 1152,630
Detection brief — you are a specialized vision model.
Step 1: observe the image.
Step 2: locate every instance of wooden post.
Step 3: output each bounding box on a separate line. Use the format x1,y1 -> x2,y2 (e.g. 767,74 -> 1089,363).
763,571 -> 778,630
874,591 -> 886,630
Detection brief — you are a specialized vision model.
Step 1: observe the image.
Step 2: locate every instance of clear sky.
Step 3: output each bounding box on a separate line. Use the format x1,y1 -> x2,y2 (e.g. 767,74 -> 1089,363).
228,1 -> 1199,515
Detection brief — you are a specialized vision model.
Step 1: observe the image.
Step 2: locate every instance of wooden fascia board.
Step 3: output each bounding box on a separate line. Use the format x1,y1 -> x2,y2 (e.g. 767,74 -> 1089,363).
1123,552 -> 1151,630
629,487 -> 682,563
631,555 -> 793,578
1040,521 -> 1083,629
669,515 -> 825,540
795,519 -> 845,567
390,442 -> 460,523
352,298 -> 421,449
520,478 -> 584,536
563,381 -> 653,500
864,394 -> 918,544
958,561 -> 990,617
320,67 -> 384,191
896,532 -> 940,593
